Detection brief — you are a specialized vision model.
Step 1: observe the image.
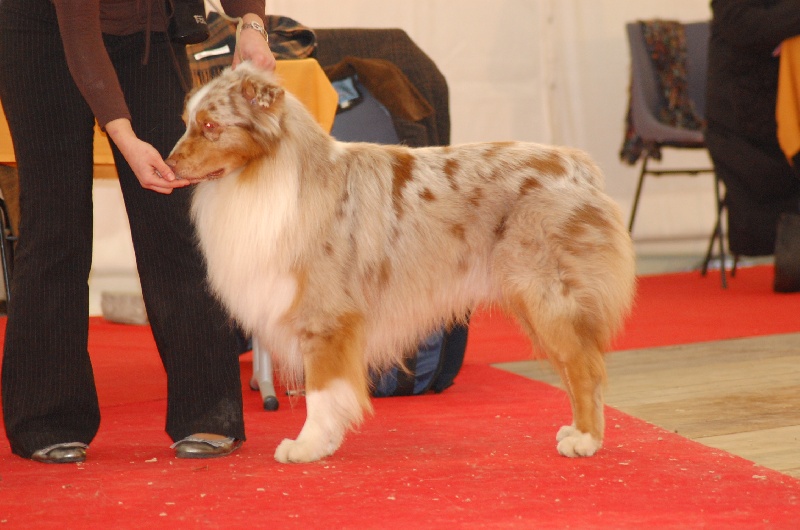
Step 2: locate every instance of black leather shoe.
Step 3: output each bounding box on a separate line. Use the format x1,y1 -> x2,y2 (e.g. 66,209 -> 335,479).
30,442 -> 88,464
172,435 -> 242,459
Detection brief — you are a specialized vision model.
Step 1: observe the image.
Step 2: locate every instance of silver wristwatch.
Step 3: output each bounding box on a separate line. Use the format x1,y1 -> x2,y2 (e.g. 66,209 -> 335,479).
241,21 -> 269,42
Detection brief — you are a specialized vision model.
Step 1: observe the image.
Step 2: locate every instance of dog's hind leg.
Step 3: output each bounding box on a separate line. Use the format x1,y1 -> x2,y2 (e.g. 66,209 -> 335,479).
497,184 -> 634,457
274,313 -> 373,464
550,342 -> 607,457
508,295 -> 608,457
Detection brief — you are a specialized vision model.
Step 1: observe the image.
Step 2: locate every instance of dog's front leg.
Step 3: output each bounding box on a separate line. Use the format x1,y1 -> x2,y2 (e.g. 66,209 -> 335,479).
274,314 -> 372,464
274,379 -> 366,463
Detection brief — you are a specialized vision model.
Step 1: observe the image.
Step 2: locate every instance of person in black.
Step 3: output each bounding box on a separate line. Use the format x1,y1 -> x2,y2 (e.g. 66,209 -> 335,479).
706,0 -> 800,259
0,0 -> 274,463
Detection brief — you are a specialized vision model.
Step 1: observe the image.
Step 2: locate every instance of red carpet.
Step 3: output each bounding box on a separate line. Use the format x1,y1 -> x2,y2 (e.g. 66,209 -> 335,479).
2,365 -> 800,529
1,264 -> 800,528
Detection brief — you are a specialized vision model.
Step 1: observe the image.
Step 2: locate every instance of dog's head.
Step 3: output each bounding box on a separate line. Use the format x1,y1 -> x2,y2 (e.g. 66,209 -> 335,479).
166,62 -> 285,182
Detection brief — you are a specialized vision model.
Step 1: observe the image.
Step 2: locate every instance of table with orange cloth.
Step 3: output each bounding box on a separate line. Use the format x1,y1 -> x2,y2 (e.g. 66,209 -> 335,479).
0,58 -> 338,178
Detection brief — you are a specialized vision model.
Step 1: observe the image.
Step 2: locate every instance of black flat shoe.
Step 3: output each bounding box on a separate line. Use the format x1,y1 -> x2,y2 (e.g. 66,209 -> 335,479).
171,435 -> 242,459
30,442 -> 88,464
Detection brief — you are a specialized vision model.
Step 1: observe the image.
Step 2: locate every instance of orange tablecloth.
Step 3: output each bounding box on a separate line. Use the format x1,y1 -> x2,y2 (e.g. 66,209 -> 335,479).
0,58 -> 337,178
777,36 -> 800,163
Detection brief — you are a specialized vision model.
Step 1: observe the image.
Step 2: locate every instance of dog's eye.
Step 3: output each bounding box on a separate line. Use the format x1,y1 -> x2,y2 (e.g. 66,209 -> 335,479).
204,122 -> 218,132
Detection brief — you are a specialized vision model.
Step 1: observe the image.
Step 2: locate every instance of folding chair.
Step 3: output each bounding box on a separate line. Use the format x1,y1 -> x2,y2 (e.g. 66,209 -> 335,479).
626,21 -> 733,287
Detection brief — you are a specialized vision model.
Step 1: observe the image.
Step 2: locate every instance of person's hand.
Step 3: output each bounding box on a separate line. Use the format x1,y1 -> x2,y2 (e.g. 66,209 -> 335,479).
105,118 -> 191,194
232,14 -> 277,71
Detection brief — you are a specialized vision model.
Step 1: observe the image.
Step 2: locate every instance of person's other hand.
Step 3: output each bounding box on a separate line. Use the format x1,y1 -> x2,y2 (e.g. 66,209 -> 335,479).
232,14 -> 277,71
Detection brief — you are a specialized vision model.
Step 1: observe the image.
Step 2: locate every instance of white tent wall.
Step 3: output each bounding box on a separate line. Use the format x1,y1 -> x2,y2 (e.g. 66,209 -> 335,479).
91,0 -> 714,287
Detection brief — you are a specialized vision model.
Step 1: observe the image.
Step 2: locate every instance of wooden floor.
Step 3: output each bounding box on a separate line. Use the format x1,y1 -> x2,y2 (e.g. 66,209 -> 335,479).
497,332 -> 800,479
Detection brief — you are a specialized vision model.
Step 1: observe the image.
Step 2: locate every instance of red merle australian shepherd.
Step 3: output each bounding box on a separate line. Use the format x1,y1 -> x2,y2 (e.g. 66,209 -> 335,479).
166,62 -> 636,464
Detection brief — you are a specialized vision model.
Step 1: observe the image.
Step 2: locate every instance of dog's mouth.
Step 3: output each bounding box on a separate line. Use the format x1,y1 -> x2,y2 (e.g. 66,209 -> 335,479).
205,168 -> 225,180
180,168 -> 225,183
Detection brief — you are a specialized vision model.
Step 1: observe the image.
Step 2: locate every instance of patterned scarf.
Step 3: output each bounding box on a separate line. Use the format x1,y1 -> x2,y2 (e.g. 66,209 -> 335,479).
620,20 -> 705,165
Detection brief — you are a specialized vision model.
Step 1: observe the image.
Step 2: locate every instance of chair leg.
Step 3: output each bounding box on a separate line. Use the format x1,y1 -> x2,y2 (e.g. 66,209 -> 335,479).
627,156 -> 649,233
702,173 -> 728,288
714,174 -> 728,289
250,338 -> 279,411
0,197 -> 14,304
716,219 -> 728,289
701,215 -> 719,276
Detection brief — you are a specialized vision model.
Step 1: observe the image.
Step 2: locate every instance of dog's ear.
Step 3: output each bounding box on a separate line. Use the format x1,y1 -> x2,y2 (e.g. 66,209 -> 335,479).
241,76 -> 284,110
181,86 -> 201,124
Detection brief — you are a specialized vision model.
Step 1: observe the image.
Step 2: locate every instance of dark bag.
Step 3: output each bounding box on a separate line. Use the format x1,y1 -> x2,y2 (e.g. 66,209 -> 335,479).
168,0 -> 210,44
773,212 -> 800,292
371,324 -> 468,397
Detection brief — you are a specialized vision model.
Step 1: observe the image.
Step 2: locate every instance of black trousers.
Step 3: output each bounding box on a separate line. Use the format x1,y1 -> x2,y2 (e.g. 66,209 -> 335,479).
0,0 -> 245,458
705,126 -> 800,257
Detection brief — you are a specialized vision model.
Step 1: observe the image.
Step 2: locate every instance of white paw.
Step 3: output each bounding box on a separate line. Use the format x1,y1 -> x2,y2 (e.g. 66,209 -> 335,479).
556,424 -> 578,442
274,437 -> 331,464
556,425 -> 601,457
273,381 -> 362,464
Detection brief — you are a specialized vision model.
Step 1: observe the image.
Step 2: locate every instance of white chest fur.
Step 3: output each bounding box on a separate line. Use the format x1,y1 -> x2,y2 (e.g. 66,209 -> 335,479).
190,167 -> 299,339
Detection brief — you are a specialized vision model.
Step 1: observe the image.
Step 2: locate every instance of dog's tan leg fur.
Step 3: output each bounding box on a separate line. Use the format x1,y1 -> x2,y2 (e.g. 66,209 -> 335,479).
506,296 -> 607,457
494,194 -> 631,458
274,314 -> 373,463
